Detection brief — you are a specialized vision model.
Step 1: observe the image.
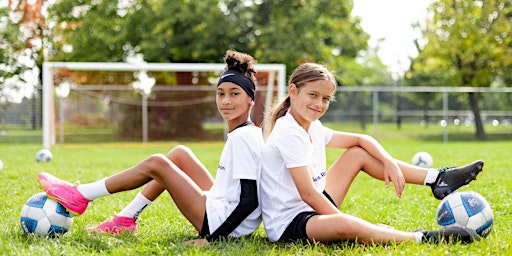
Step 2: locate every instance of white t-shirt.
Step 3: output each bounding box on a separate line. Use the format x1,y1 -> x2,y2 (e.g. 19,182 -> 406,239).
260,112 -> 334,241
205,125 -> 264,237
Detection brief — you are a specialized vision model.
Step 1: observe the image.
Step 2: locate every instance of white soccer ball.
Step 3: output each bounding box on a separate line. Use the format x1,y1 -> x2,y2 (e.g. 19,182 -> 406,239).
36,149 -> 53,162
20,192 -> 74,237
411,151 -> 433,168
0,159 -> 3,172
436,191 -> 493,239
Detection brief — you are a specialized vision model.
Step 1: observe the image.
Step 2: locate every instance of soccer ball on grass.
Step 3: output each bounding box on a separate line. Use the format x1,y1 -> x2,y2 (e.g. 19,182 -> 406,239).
436,191 -> 493,239
36,149 -> 53,162
411,151 -> 433,168
20,192 -> 74,237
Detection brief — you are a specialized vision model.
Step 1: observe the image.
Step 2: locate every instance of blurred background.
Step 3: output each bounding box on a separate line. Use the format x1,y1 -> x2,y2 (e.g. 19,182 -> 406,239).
1,0 -> 511,145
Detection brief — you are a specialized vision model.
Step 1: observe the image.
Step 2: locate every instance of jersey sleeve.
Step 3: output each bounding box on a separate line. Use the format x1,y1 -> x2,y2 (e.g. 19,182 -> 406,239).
277,126 -> 310,169
322,125 -> 334,145
230,131 -> 262,180
205,179 -> 258,241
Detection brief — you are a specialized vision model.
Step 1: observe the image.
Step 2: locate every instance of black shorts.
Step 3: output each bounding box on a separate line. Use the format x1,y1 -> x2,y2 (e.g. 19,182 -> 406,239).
199,211 -> 209,237
278,191 -> 337,242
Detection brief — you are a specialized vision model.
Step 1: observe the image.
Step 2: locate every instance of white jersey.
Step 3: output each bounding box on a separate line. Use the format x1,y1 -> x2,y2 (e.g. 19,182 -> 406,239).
260,112 -> 334,241
205,125 -> 264,237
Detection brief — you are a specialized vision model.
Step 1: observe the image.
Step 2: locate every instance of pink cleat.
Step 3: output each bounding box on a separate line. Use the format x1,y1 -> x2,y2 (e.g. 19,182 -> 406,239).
86,216 -> 138,235
38,172 -> 90,216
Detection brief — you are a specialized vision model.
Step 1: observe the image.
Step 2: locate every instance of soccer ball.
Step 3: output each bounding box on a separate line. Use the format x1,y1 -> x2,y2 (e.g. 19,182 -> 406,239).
36,149 -> 53,162
0,159 -> 3,172
436,191 -> 493,239
20,192 -> 74,237
411,151 -> 433,168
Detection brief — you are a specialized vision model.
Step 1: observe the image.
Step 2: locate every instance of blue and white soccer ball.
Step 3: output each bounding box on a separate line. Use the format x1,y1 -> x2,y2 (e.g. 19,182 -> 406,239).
36,149 -> 53,162
436,191 -> 493,239
20,192 -> 74,237
411,151 -> 433,168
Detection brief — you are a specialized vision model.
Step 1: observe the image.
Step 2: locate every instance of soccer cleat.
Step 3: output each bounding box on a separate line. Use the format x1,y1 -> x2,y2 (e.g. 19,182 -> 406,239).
429,160 -> 484,200
38,172 -> 90,216
419,227 -> 479,244
86,216 -> 138,235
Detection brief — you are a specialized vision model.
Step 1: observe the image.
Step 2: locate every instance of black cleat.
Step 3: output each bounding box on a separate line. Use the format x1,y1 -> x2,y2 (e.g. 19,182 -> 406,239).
429,160 -> 484,200
419,227 -> 479,244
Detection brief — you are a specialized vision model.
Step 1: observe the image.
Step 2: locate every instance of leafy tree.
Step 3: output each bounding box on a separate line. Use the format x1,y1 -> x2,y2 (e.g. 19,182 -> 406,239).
233,0 -> 369,71
48,0 -> 233,139
48,0 -> 234,63
0,2 -> 41,103
406,0 -> 512,139
0,7 -> 24,94
46,0 -> 371,139
48,0 -> 369,70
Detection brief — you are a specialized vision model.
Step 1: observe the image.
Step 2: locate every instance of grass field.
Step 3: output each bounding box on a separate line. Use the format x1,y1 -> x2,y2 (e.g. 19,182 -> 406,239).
0,124 -> 511,255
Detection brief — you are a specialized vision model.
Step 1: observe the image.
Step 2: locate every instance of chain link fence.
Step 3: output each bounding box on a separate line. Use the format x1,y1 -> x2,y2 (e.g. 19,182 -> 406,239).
0,90 -> 42,144
1,85 -> 511,145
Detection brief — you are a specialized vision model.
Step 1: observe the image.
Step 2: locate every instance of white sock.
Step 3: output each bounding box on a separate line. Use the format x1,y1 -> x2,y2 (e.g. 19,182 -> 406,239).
413,231 -> 424,244
423,168 -> 439,185
117,192 -> 152,219
77,178 -> 111,200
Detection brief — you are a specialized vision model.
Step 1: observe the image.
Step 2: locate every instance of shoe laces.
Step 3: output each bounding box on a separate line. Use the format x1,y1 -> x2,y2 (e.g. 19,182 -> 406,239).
438,166 -> 456,173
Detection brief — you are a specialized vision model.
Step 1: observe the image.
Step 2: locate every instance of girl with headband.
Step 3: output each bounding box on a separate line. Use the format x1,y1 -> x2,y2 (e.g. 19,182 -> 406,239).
38,50 -> 264,246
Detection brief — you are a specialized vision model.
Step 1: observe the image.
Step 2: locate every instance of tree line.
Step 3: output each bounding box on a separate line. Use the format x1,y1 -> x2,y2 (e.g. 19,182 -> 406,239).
1,0 -> 511,139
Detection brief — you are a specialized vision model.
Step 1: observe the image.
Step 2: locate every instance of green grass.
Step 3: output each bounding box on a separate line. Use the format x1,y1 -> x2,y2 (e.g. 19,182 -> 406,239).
1,125 -> 511,255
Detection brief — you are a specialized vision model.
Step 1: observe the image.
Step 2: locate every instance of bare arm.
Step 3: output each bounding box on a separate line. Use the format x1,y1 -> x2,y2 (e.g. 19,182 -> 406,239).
288,166 -> 339,214
326,131 -> 405,197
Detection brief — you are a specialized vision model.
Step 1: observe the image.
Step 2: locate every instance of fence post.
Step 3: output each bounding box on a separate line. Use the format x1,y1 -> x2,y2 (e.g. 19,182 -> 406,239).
373,91 -> 379,139
443,91 -> 448,143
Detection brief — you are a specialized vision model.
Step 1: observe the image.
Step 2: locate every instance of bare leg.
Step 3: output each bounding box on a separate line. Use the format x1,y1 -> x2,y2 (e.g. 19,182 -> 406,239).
104,153 -> 208,230
140,145 -> 214,201
306,213 -> 416,244
325,146 -> 429,206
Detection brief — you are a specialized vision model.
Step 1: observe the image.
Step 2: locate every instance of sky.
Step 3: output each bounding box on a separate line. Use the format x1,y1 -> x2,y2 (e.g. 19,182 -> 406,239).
352,0 -> 434,76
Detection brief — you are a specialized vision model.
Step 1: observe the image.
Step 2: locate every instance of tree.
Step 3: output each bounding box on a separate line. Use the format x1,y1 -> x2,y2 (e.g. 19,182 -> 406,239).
1,1 -> 50,131
45,0 -> 371,139
0,2 -> 43,103
0,6 -> 25,100
47,0 -> 241,139
48,0 -> 369,71
406,0 -> 512,139
239,0 -> 369,71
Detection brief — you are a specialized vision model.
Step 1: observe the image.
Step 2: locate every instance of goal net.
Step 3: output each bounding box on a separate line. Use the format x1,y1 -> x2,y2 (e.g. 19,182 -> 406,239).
42,62 -> 286,148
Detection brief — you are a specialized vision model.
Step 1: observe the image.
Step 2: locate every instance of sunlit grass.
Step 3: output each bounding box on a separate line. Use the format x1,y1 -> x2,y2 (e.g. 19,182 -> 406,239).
0,124 -> 511,255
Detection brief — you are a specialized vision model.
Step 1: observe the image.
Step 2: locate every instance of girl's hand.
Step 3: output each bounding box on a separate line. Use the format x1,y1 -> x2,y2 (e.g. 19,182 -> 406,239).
182,238 -> 209,247
384,160 -> 405,198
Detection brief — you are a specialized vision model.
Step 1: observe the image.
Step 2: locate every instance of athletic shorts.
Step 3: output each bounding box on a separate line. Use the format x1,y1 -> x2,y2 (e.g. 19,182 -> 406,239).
278,191 -> 337,242
199,211 -> 209,237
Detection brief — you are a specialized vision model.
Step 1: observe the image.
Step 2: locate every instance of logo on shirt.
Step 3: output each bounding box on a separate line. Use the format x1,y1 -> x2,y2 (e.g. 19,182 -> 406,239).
312,171 -> 326,182
218,165 -> 225,171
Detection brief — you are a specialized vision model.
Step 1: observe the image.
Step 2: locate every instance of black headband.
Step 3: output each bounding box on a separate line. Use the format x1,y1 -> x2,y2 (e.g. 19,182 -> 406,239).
217,70 -> 255,100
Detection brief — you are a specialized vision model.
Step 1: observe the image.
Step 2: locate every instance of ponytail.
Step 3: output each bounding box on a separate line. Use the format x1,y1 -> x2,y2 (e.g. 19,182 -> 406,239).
263,62 -> 337,139
263,96 -> 290,139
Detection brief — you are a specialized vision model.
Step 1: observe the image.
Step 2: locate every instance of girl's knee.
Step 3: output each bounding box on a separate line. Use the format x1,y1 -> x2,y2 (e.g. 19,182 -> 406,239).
308,215 -> 361,241
144,153 -> 169,171
342,147 -> 371,162
344,146 -> 367,156
167,145 -> 192,159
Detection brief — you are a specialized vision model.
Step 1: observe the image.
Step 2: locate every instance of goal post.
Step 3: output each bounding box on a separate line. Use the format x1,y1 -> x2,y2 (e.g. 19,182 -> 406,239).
42,62 -> 286,148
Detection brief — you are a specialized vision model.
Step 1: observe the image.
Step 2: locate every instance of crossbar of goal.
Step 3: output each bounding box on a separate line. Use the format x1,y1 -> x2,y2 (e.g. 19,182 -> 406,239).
42,62 -> 287,148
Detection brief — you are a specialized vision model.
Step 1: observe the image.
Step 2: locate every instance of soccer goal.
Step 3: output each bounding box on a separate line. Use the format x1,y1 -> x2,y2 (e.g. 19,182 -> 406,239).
42,62 -> 286,148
